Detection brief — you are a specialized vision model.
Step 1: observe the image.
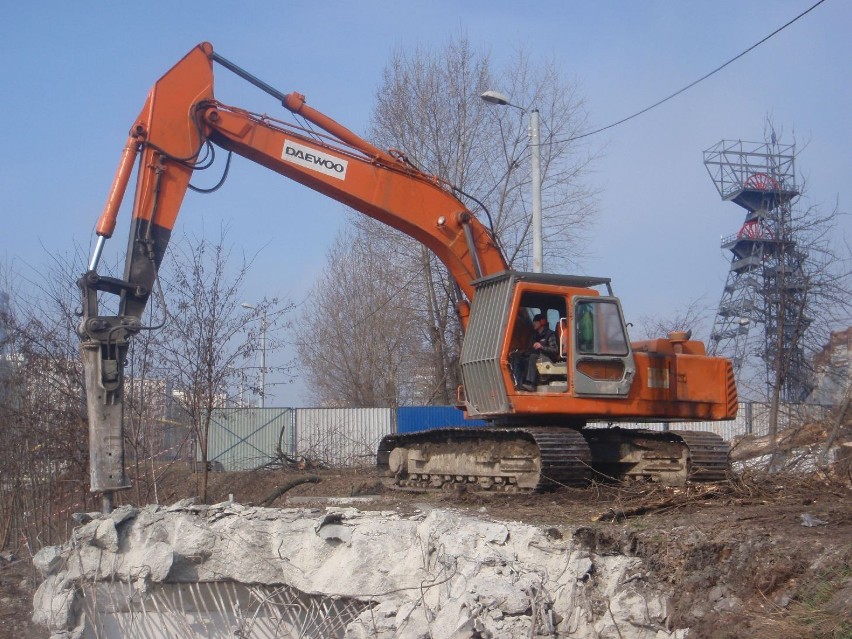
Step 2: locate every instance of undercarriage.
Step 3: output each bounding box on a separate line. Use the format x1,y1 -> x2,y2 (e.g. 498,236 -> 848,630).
377,426 -> 729,492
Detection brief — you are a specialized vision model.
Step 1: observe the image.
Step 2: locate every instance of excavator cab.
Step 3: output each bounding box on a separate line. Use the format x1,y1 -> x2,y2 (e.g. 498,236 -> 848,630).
459,271 -> 636,419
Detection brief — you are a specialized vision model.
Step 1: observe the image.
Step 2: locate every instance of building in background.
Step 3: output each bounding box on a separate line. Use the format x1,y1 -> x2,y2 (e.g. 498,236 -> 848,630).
808,327 -> 852,406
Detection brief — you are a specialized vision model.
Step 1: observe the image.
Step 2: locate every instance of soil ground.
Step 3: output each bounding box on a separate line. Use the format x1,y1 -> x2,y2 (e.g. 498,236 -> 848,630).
4,460 -> 852,639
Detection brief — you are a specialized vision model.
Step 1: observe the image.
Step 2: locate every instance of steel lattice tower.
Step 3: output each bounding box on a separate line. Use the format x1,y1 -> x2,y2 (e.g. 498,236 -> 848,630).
704,139 -> 811,401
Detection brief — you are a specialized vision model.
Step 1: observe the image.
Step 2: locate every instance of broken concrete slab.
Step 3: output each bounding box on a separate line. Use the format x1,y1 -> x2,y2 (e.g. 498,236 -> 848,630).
33,503 -> 689,638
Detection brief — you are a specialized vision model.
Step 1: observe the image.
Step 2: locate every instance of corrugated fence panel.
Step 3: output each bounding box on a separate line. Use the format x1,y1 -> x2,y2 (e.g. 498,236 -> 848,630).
296,408 -> 393,467
396,406 -> 487,434
207,408 -> 295,471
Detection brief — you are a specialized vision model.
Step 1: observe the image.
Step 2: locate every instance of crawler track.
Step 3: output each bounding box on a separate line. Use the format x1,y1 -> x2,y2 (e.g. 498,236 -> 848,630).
582,427 -> 730,484
378,426 -> 730,492
378,427 -> 592,492
675,430 -> 731,482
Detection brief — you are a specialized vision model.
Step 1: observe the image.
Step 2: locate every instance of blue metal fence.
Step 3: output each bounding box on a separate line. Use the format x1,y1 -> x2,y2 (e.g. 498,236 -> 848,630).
396,406 -> 487,434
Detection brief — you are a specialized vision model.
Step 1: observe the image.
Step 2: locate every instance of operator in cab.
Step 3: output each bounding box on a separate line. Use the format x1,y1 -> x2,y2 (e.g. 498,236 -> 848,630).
513,313 -> 560,391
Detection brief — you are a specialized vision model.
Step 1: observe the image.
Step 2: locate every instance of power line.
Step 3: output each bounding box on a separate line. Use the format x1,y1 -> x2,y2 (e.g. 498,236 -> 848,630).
559,0 -> 828,144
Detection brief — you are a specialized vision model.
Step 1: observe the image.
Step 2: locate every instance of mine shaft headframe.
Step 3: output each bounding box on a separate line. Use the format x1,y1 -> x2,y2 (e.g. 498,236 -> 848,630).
703,139 -> 799,211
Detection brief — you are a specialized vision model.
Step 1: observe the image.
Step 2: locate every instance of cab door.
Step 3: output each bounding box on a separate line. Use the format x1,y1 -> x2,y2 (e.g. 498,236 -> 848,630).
571,297 -> 636,396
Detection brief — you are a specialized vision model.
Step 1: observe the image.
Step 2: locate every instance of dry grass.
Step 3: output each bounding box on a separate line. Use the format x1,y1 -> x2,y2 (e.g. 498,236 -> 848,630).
751,556 -> 852,639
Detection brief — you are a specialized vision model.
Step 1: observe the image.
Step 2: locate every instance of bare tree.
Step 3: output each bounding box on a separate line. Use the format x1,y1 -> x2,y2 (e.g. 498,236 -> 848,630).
153,228 -> 292,502
123,307 -> 186,505
370,37 -> 597,270
294,222 -> 425,407
634,296 -> 710,342
300,35 -> 599,407
0,255 -> 93,554
762,194 -> 852,467
728,180 -> 852,467
0,225 -> 295,547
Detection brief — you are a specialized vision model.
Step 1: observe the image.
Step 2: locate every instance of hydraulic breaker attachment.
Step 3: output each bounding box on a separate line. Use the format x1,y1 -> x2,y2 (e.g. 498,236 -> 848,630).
77,271 -> 143,507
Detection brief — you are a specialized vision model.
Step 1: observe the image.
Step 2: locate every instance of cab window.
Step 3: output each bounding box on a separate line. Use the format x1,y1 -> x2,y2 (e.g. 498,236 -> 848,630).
575,300 -> 629,356
517,295 -> 566,331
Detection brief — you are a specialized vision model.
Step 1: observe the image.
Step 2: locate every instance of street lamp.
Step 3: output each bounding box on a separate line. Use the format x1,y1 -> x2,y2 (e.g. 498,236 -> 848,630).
480,90 -> 543,273
240,302 -> 267,408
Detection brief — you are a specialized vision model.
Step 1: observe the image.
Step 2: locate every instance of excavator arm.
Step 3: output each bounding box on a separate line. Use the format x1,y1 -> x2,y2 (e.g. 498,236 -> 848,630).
87,42 -> 505,308
79,43 -> 507,503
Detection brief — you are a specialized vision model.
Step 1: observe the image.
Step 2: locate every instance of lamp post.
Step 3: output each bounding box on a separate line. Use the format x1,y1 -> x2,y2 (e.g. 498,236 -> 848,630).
480,90 -> 543,273
240,302 -> 267,408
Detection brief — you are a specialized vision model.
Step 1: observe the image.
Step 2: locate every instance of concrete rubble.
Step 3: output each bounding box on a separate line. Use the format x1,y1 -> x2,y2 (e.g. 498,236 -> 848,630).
33,501 -> 688,638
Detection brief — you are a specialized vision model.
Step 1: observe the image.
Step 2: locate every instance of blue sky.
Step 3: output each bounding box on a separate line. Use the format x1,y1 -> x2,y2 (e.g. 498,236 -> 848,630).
1,1 -> 849,405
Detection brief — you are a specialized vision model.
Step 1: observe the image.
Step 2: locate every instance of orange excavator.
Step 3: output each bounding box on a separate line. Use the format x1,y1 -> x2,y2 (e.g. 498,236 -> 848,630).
79,43 -> 736,505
